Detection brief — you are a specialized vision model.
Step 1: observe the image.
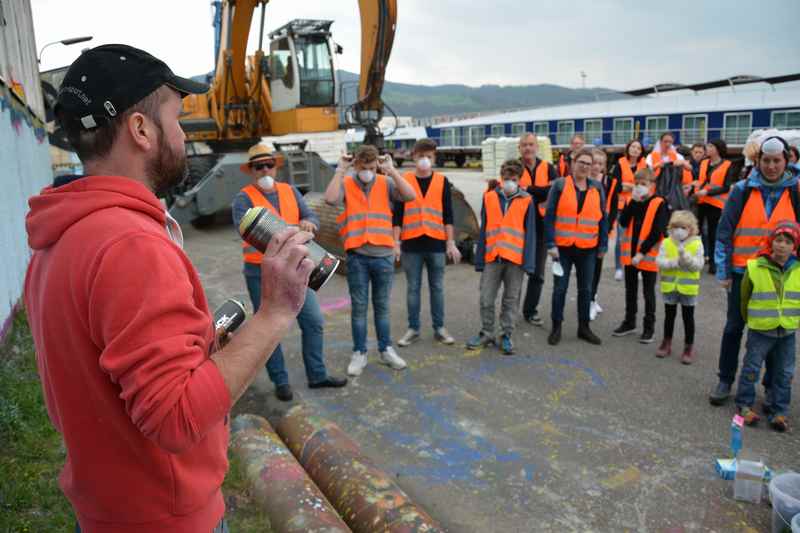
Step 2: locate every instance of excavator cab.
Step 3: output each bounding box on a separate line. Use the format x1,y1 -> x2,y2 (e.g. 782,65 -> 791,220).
268,19 -> 339,135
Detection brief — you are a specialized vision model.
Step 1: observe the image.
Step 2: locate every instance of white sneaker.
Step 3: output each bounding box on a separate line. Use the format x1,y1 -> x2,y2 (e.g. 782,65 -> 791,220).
379,346 -> 407,370
434,327 -> 455,345
397,328 -> 420,347
614,269 -> 623,281
347,352 -> 368,376
589,301 -> 598,321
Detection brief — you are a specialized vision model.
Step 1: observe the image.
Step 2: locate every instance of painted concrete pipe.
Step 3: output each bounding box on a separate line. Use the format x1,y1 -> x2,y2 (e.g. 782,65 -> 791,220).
275,406 -> 444,533
231,414 -> 352,533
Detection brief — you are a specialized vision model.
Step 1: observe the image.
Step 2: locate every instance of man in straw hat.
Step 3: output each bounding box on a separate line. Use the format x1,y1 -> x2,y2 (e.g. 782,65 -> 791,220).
233,143 -> 348,402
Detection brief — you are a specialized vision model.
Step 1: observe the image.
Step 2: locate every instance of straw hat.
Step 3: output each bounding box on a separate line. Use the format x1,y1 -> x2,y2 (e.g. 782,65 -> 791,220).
240,143 -> 282,173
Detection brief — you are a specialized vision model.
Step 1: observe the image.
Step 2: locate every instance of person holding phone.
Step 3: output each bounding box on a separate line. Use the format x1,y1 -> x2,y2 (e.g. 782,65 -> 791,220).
232,143 -> 347,402
325,145 -> 416,376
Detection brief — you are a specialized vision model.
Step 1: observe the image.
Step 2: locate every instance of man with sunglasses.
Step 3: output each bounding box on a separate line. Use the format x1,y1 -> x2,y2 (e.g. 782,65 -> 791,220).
232,144 -> 348,402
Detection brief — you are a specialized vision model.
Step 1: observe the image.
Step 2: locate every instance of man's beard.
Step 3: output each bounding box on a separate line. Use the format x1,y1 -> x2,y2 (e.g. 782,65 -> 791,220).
146,123 -> 189,197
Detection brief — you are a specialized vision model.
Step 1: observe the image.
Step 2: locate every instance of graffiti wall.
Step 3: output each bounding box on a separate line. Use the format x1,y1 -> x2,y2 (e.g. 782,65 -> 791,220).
0,0 -> 52,340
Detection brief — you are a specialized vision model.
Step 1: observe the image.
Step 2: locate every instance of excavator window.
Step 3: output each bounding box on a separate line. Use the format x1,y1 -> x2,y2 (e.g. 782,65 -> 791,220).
270,38 -> 294,89
294,36 -> 335,107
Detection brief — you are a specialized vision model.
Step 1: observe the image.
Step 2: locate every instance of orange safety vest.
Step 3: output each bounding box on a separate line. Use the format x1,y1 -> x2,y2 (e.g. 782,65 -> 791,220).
519,160 -> 554,216
697,159 -> 731,210
617,156 -> 646,209
336,175 -> 395,250
241,183 -> 299,264
605,176 -> 618,215
553,176 -> 603,249
650,150 -> 693,184
732,189 -> 796,268
483,190 -> 531,265
620,196 -> 663,272
558,154 -> 569,177
400,172 -> 446,241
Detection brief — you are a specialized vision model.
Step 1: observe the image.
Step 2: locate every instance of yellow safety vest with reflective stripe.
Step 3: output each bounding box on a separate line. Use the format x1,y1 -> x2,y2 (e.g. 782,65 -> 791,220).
659,237 -> 701,296
745,258 -> 800,331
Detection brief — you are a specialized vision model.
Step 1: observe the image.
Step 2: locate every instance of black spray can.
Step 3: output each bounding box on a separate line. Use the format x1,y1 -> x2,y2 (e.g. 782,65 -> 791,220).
238,206 -> 340,291
213,298 -> 247,335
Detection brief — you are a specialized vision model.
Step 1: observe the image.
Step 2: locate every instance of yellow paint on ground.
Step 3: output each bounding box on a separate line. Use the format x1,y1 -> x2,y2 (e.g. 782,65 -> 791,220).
601,466 -> 641,490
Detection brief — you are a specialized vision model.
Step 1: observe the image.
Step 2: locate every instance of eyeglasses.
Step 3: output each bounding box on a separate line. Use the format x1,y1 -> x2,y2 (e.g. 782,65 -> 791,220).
575,160 -> 593,167
252,160 -> 276,171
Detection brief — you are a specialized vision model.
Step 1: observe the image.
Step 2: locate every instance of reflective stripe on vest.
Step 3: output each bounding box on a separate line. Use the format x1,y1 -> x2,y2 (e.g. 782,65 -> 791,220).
519,160 -> 553,217
620,196 -> 664,272
745,259 -> 800,331
617,157 -> 646,209
336,175 -> 395,250
400,172 -> 446,241
241,183 -> 299,264
659,237 -> 701,296
697,159 -> 731,210
732,189 -> 796,268
484,190 -> 531,265
554,177 -> 602,249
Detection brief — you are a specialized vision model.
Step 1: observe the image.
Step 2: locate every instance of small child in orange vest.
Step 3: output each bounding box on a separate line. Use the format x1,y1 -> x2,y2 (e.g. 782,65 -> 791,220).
467,160 -> 537,355
613,167 -> 670,344
655,210 -> 704,364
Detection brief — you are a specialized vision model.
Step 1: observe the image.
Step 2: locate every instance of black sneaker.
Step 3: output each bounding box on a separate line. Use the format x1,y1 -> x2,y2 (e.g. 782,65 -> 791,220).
309,376 -> 348,389
639,330 -> 655,344
525,312 -> 544,326
708,382 -> 732,406
612,322 -> 637,337
547,323 -> 562,346
577,323 -> 602,345
275,384 -> 294,402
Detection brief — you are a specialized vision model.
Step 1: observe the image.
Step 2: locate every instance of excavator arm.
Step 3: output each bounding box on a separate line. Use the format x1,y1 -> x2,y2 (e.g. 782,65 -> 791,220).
352,0 -> 397,147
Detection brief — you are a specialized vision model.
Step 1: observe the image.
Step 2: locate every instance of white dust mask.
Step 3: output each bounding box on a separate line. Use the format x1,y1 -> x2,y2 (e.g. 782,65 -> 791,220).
503,180 -> 519,196
257,176 -> 274,190
632,184 -> 650,200
671,228 -> 689,242
357,170 -> 375,183
416,157 -> 432,172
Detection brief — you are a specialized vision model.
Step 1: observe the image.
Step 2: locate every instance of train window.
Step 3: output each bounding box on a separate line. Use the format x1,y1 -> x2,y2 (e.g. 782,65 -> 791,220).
556,121 -> 575,145
584,119 -> 603,145
468,126 -> 485,146
644,116 -> 668,144
490,124 -> 505,138
723,113 -> 752,144
442,128 -> 456,147
772,110 -> 800,129
511,123 -> 526,136
612,118 -> 634,145
534,122 -> 549,137
682,115 -> 707,145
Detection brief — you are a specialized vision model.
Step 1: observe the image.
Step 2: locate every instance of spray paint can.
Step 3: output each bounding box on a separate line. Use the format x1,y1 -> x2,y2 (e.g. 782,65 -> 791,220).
238,206 -> 340,291
213,298 -> 247,335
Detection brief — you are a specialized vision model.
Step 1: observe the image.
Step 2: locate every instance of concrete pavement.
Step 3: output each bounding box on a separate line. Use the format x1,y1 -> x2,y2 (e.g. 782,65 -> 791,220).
185,168 -> 799,532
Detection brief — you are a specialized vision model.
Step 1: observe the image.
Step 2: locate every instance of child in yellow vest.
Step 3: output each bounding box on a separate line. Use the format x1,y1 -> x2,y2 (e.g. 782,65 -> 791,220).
655,210 -> 704,363
734,221 -> 800,432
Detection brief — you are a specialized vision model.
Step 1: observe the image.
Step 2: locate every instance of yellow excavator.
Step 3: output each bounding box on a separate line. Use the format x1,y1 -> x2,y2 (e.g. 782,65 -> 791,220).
168,0 -> 398,224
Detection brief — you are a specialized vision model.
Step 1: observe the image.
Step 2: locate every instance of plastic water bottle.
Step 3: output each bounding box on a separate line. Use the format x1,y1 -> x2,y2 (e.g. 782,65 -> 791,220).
731,414 -> 744,458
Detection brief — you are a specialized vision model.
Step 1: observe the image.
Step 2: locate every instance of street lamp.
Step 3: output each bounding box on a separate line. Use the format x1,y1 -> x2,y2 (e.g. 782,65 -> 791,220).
38,36 -> 93,63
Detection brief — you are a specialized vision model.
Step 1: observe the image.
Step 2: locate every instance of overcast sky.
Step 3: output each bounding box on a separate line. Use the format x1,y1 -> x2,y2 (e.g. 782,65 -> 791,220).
32,0 -> 800,91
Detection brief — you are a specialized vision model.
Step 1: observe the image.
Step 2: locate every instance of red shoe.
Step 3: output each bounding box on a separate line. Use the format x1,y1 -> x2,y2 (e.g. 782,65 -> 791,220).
655,338 -> 672,358
680,344 -> 694,365
738,406 -> 761,426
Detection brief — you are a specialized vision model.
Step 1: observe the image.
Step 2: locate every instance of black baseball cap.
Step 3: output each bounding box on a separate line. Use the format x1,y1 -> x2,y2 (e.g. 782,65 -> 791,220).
56,44 -> 208,130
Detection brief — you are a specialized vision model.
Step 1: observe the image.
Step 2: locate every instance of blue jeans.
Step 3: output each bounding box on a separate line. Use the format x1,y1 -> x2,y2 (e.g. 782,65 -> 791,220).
402,251 -> 446,331
244,270 -> 327,386
735,331 -> 795,417
718,271 -> 773,387
551,246 -> 596,324
346,252 -> 394,353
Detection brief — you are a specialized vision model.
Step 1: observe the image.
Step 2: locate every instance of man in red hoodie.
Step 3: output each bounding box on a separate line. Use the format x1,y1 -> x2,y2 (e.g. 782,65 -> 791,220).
24,44 -> 314,533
